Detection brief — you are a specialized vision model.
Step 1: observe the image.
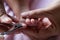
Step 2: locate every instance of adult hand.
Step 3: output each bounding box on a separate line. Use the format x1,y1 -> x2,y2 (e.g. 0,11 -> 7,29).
4,0 -> 60,40
20,2 -> 60,39
0,14 -> 20,33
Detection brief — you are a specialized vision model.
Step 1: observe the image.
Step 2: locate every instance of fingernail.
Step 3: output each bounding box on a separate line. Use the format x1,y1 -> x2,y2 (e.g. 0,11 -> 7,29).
25,18 -> 31,24
42,17 -> 52,28
31,19 -> 35,23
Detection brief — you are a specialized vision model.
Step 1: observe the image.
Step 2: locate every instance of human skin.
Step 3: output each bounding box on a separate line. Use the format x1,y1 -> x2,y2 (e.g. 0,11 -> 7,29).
0,0 -> 19,31
0,0 -> 30,40
0,0 -> 12,31
0,0 -> 60,40
0,0 -> 10,40
5,0 -> 60,40
21,0 -> 60,40
5,0 -> 30,20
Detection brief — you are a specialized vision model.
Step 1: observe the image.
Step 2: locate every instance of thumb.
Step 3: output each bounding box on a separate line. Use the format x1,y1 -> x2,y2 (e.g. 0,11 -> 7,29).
21,9 -> 47,19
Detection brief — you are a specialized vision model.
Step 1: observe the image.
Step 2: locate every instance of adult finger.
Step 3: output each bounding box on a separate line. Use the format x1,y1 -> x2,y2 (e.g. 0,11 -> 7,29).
6,14 -> 19,23
0,15 -> 12,24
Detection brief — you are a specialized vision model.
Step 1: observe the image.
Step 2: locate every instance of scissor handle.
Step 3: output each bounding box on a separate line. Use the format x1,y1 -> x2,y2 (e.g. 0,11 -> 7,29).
0,23 -> 23,35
